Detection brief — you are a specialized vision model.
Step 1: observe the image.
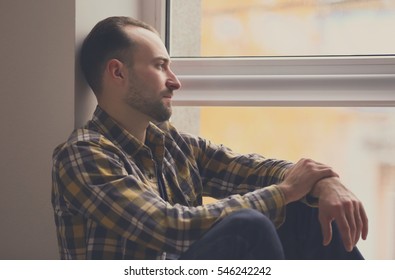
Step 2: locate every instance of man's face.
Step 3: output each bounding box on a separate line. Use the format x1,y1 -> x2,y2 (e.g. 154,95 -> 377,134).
123,26 -> 181,123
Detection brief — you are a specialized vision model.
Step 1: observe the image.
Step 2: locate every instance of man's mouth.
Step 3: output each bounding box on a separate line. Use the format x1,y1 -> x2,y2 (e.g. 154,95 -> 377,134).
163,92 -> 173,99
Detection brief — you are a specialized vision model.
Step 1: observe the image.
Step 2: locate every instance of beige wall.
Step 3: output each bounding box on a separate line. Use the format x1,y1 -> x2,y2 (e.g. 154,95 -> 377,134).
0,0 -> 143,259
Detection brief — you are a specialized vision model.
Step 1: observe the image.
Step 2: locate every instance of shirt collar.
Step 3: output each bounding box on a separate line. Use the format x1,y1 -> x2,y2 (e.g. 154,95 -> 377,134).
89,106 -> 165,157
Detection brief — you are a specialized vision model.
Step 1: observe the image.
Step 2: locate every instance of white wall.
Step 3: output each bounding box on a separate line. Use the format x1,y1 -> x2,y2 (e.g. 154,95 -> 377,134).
75,0 -> 143,127
0,0 -> 143,259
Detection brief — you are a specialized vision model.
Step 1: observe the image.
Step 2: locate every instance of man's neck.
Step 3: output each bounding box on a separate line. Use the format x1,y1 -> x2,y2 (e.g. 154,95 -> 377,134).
98,102 -> 149,143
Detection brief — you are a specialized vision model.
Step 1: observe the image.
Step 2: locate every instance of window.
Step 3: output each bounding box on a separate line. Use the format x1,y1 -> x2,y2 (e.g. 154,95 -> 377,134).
166,0 -> 395,106
143,0 -> 395,259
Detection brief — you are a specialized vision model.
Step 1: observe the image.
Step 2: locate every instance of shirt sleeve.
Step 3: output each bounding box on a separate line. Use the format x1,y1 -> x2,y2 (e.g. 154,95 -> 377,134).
54,136 -> 288,256
181,133 -> 292,196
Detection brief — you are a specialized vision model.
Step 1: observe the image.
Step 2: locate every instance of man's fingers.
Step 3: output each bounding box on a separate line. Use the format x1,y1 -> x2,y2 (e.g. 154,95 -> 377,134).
319,216 -> 333,246
343,201 -> 359,248
352,202 -> 364,246
360,204 -> 369,240
345,200 -> 368,248
336,214 -> 353,252
317,166 -> 340,178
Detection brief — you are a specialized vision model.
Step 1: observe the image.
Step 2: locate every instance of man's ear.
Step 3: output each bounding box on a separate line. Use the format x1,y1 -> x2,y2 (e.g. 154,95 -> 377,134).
107,59 -> 126,81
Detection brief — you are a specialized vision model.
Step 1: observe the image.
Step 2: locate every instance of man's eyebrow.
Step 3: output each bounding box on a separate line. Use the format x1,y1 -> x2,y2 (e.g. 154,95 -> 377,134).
153,56 -> 171,64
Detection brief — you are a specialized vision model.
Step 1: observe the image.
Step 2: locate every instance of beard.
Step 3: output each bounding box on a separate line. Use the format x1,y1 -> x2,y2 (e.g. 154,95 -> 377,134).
124,82 -> 172,123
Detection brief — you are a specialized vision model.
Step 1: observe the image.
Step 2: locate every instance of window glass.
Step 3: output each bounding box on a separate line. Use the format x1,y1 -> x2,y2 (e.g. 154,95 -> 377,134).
169,0 -> 395,57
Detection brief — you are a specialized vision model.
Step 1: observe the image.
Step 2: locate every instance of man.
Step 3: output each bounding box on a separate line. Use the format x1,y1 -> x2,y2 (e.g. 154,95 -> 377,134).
52,16 -> 368,260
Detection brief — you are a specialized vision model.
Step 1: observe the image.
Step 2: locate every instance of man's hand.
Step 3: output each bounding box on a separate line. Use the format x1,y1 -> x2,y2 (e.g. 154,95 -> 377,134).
310,177 -> 369,252
278,158 -> 338,204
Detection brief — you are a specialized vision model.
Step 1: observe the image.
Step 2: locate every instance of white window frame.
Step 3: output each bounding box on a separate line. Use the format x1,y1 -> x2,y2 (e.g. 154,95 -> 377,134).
143,0 -> 395,107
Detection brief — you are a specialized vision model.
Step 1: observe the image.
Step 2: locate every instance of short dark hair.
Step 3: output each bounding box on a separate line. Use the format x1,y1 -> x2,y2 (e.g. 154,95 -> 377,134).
80,16 -> 157,95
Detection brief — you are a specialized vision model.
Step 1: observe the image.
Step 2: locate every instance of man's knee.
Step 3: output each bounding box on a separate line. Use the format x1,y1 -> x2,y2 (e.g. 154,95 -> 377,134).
224,209 -> 284,259
226,209 -> 276,235
180,208 -> 283,259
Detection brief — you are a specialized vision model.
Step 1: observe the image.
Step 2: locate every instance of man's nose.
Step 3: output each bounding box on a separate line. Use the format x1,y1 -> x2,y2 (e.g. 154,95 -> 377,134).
166,70 -> 182,91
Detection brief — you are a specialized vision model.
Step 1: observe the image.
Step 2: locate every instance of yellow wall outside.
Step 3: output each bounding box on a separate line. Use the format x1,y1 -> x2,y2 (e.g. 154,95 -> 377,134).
200,107 -> 355,165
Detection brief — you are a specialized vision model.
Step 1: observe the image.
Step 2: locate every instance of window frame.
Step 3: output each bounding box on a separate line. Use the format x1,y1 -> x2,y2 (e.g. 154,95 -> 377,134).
143,0 -> 395,107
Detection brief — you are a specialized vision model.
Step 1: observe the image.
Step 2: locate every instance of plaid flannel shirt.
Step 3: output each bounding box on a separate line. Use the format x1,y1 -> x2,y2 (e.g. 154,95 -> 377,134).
52,106 -> 292,259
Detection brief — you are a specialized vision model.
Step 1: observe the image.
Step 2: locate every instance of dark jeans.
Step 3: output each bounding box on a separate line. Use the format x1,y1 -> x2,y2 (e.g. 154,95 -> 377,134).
179,202 -> 364,260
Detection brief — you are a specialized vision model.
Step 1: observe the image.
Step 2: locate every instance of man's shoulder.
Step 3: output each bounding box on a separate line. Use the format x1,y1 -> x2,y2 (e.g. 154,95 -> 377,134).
66,126 -> 103,145
52,126 -> 108,160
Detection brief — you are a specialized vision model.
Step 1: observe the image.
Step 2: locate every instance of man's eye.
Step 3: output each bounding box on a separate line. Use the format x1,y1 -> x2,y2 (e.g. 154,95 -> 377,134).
156,64 -> 165,70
